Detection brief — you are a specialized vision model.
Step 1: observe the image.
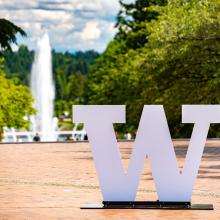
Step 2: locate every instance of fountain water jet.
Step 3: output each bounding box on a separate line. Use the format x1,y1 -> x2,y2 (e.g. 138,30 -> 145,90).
31,33 -> 57,141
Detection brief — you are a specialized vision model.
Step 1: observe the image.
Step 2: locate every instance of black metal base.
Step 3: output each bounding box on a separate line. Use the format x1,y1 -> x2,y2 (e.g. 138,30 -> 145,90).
81,201 -> 213,210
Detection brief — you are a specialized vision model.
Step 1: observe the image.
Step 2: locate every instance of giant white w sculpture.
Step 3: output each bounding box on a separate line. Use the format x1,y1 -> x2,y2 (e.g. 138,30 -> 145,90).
73,105 -> 220,203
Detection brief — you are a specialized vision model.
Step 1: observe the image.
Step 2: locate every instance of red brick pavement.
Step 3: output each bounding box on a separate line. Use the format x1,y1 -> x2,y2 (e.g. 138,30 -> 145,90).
0,140 -> 219,219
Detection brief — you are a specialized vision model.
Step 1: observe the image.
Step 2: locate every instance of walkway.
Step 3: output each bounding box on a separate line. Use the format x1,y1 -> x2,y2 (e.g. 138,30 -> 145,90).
0,141 -> 219,219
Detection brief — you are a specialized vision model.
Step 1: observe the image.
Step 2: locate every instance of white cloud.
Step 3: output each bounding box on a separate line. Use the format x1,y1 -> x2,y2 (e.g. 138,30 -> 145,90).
0,0 -> 120,52
80,21 -> 101,41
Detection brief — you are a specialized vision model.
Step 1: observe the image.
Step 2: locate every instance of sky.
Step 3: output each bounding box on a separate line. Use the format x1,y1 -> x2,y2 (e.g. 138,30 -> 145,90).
0,0 -> 132,52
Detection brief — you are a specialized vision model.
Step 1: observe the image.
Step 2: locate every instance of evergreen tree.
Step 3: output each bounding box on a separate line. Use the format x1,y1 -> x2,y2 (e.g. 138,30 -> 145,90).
0,19 -> 26,54
116,0 -> 167,49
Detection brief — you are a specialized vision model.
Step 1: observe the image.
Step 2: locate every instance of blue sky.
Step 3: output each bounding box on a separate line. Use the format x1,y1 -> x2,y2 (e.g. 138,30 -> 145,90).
0,0 -> 132,52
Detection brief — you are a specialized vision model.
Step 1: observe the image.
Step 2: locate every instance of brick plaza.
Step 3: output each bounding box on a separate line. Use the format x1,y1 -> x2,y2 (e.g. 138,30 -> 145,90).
0,140 -> 219,219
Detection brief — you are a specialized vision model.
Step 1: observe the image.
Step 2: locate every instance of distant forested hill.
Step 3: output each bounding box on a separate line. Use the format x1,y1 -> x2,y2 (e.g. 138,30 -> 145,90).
3,46 -> 99,116
3,45 -> 34,85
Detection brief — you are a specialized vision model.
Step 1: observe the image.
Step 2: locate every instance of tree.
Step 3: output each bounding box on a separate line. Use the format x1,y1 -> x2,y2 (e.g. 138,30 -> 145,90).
0,19 -> 26,54
51,50 -> 99,117
139,0 -> 220,136
86,0 -> 168,133
116,0 -> 167,49
3,45 -> 34,85
0,19 -> 34,140
85,40 -> 147,133
86,0 -> 220,137
55,67 -> 88,116
0,58 -> 35,140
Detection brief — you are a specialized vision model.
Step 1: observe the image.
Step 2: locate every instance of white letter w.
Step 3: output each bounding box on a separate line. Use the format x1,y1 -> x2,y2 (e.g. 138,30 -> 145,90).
73,105 -> 220,202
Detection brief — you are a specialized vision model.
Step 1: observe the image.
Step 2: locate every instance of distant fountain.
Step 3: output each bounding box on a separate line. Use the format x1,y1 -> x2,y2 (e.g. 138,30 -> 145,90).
30,33 -> 57,141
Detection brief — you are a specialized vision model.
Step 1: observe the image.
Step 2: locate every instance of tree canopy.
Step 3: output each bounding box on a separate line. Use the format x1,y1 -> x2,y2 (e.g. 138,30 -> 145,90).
0,19 -> 35,140
0,19 -> 26,53
116,0 -> 168,49
86,0 -> 220,137
0,58 -> 35,139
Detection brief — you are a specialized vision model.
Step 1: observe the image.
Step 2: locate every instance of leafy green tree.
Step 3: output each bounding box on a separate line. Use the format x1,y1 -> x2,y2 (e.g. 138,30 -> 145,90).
0,58 -> 35,140
87,0 -> 220,137
85,40 -> 147,133
55,68 -> 87,116
139,0 -> 220,136
0,19 -> 35,140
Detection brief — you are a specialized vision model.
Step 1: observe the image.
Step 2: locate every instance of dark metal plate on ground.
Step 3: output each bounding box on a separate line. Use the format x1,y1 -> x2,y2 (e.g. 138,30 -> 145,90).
81,201 -> 214,210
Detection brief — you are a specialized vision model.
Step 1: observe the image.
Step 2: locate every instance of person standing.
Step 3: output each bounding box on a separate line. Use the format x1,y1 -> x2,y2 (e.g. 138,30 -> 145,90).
33,132 -> 40,142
